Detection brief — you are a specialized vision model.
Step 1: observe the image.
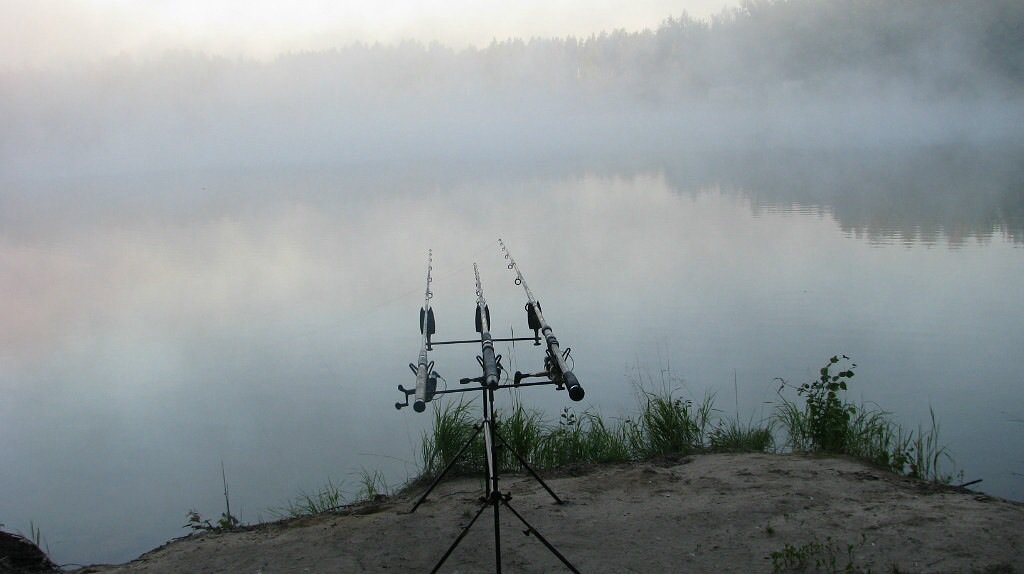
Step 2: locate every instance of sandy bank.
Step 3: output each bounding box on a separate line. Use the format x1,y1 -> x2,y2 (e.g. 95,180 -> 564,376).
72,453 -> 1023,573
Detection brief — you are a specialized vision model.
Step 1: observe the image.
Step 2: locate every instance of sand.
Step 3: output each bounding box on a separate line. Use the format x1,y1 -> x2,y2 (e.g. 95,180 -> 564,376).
70,453 -> 1024,573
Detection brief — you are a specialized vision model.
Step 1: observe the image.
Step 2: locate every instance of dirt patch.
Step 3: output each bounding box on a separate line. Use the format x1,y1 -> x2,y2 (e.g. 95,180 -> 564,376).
71,454 -> 1024,573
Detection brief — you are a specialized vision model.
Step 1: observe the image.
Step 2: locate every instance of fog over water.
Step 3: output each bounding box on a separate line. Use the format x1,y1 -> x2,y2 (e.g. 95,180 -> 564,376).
4,0 -> 1023,178
2,0 -> 1023,566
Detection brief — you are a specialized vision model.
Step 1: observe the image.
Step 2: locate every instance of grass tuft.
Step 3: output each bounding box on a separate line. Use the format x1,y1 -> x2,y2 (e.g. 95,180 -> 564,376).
279,477 -> 346,518
535,408 -> 632,468
355,467 -> 389,500
711,418 -> 776,452
420,399 -> 482,479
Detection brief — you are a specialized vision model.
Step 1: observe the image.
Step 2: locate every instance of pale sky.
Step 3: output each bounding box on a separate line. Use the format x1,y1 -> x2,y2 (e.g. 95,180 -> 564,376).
2,0 -> 736,70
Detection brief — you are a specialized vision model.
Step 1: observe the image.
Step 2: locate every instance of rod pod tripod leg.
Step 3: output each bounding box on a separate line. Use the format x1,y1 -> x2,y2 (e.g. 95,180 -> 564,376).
410,422 -> 484,514
413,387 -> 579,573
491,429 -> 563,505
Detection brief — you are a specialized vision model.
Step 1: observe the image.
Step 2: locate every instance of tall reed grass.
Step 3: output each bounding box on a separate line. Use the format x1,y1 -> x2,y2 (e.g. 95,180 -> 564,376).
419,400 -> 484,479
418,386 -> 775,479
416,356 -> 953,486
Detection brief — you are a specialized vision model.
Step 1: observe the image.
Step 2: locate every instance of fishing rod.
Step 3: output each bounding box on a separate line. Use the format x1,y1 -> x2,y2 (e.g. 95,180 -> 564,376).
472,263 -> 501,391
499,239 -> 585,402
396,250 -> 438,411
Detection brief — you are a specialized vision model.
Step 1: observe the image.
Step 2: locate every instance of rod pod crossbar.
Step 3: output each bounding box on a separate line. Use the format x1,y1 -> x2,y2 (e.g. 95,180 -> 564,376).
397,245 -> 586,411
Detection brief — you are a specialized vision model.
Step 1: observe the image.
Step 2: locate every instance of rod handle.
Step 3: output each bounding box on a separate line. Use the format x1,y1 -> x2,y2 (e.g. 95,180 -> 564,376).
562,371 -> 585,402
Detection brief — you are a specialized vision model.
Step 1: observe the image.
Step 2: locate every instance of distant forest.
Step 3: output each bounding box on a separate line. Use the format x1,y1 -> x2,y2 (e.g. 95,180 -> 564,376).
285,0 -> 1023,103
3,0 -> 1023,175
46,0 -> 1019,102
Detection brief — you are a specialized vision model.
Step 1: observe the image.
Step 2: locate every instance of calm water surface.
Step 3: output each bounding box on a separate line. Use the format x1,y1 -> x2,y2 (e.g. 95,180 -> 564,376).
1,146 -> 1022,565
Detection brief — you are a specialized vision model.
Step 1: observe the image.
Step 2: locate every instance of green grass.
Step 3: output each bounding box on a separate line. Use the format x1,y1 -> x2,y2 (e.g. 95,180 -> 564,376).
494,398 -> 546,470
270,356 -> 955,521
419,399 -> 484,479
271,477 -> 347,518
417,385 -> 772,479
769,536 -> 1015,574
534,408 -> 632,468
775,393 -> 815,452
355,467 -> 390,500
768,535 -> 911,574
904,407 -> 953,482
267,467 -> 399,520
414,355 -> 956,490
775,356 -> 954,483
710,417 -> 776,452
632,390 -> 715,457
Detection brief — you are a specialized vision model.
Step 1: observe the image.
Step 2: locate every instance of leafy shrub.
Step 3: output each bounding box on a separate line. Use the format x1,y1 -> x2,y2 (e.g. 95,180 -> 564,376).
797,355 -> 857,453
775,355 -> 953,483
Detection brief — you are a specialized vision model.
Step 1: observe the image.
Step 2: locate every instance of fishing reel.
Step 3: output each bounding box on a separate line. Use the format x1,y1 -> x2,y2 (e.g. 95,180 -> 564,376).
396,360 -> 440,411
459,352 -> 505,389
513,346 -> 575,387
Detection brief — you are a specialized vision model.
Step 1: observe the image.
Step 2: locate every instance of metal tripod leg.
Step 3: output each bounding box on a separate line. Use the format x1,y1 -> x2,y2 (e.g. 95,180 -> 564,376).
425,487 -> 581,572
410,422 -> 484,513
418,388 -> 578,573
492,429 -> 563,504
502,498 -> 580,574
429,496 -> 491,574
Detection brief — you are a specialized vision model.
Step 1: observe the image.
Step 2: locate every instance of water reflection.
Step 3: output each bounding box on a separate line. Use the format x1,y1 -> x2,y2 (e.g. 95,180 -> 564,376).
657,145 -> 1024,247
1,145 -> 1022,565
4,144 -> 1022,248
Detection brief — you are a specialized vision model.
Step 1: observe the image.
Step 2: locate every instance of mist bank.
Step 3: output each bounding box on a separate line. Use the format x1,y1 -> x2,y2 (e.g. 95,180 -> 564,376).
2,0 -> 1022,178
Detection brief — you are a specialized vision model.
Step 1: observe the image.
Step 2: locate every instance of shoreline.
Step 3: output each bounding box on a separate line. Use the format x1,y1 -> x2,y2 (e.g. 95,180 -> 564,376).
67,453 -> 1024,574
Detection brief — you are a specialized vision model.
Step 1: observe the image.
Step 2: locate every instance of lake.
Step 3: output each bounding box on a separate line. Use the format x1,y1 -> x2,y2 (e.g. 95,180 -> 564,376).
1,143 -> 1022,565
